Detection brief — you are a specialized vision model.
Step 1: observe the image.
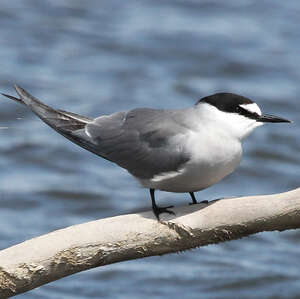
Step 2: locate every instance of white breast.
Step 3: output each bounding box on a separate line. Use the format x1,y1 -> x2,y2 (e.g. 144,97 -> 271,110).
140,126 -> 243,193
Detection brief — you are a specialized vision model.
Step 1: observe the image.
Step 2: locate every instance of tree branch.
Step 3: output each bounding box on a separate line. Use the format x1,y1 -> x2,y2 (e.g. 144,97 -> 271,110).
1,188 -> 300,298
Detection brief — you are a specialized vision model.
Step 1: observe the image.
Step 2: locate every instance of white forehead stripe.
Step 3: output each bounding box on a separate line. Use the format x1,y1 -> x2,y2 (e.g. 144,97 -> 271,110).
240,103 -> 262,116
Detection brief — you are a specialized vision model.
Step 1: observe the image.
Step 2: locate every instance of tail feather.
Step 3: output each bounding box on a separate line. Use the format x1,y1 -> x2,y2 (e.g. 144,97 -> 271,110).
2,85 -> 99,155
12,85 -> 90,131
1,93 -> 24,104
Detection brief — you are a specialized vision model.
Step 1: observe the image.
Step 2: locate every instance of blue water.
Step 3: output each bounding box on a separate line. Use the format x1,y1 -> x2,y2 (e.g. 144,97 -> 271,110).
0,1 -> 299,298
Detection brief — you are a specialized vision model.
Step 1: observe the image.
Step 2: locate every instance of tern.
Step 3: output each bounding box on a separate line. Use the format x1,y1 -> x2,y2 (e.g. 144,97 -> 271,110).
2,85 -> 290,219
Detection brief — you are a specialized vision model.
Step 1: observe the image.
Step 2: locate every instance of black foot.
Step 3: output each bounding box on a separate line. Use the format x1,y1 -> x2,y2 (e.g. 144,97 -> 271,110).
200,200 -> 209,204
153,205 -> 175,220
189,199 -> 209,205
149,189 -> 175,220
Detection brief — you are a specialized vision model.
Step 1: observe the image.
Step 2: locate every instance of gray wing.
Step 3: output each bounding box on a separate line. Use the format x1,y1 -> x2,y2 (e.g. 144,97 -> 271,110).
3,85 -> 190,179
86,108 -> 190,179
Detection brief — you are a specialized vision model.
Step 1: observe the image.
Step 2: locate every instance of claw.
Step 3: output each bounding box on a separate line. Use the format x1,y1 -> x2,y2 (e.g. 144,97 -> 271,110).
153,205 -> 175,220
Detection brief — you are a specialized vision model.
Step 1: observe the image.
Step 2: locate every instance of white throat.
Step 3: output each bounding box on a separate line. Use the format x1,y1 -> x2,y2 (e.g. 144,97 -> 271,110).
195,103 -> 263,141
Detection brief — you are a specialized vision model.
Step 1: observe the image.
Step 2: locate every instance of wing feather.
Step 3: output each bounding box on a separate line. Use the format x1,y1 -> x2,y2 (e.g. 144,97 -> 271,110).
3,86 -> 190,179
86,108 -> 190,179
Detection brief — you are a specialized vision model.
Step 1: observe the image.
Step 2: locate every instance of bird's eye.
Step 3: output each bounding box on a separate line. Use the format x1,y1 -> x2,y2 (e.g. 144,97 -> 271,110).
236,106 -> 241,112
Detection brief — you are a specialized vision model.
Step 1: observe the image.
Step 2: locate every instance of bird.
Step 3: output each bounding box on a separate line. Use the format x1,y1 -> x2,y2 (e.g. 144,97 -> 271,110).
2,85 -> 290,220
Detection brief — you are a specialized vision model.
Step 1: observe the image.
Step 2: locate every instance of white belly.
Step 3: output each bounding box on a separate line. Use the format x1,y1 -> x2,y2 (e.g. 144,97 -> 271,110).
139,131 -> 243,192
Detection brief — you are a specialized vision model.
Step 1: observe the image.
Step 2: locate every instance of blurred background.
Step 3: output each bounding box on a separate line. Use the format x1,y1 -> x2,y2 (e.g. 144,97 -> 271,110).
0,0 -> 299,298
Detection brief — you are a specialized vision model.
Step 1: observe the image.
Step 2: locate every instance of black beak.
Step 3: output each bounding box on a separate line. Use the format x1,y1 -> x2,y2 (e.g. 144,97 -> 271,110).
258,114 -> 291,123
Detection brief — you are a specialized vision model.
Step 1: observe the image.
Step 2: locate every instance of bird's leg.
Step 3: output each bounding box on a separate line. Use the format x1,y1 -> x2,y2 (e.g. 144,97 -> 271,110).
189,192 -> 198,204
189,192 -> 208,205
150,189 -> 175,220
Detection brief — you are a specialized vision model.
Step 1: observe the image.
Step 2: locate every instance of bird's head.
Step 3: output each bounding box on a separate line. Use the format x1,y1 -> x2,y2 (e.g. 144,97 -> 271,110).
195,93 -> 290,140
